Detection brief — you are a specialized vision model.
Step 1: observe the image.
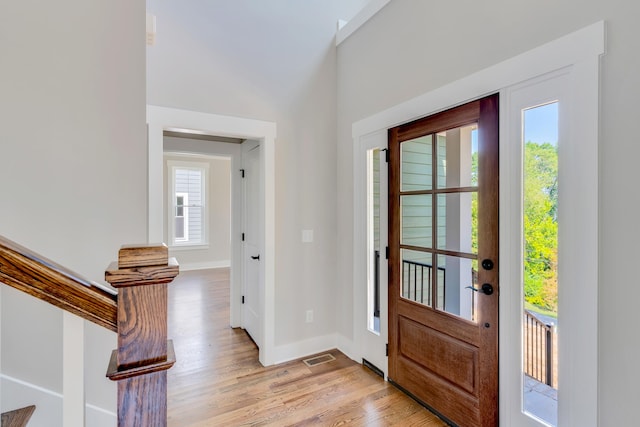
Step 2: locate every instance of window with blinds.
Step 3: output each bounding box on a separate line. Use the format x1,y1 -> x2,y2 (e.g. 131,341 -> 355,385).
168,161 -> 208,246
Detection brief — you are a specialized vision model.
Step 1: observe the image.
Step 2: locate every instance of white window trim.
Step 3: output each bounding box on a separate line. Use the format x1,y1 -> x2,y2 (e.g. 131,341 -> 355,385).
499,32 -> 601,427
502,68 -> 594,427
167,160 -> 209,248
169,244 -> 212,252
352,21 -> 603,427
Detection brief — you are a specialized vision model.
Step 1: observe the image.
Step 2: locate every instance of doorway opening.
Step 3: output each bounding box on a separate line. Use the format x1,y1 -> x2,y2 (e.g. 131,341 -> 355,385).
164,149 -> 232,269
147,106 -> 277,365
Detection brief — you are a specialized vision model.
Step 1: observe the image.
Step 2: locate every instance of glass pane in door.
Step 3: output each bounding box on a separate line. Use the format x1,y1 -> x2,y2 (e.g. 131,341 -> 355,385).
435,192 -> 477,254
398,122 -> 481,323
436,124 -> 478,189
401,195 -> 432,248
401,135 -> 433,191
400,249 -> 434,307
436,254 -> 477,321
522,102 -> 559,426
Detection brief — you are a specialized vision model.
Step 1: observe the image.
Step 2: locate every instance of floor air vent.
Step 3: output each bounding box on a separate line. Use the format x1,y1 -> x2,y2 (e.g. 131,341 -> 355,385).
302,353 -> 336,367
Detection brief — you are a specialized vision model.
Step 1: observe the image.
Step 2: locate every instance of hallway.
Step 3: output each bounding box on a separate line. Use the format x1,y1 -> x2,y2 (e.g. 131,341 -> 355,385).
166,268 -> 445,426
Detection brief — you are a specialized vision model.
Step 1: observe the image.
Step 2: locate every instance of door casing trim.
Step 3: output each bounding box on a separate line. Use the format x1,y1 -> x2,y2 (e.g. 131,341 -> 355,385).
147,105 -> 277,366
353,131 -> 389,378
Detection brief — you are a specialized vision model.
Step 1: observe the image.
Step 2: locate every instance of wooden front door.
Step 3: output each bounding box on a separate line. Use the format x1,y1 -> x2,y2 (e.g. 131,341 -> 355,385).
388,94 -> 499,427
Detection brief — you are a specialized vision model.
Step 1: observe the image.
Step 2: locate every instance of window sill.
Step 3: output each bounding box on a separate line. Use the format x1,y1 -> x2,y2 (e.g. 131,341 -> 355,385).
169,243 -> 210,251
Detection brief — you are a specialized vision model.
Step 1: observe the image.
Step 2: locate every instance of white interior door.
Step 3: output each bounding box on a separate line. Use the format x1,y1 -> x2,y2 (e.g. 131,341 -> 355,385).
242,142 -> 262,347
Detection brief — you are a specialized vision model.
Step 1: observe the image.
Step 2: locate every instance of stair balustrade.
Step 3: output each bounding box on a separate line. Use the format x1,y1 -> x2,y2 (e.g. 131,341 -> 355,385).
0,235 -> 179,427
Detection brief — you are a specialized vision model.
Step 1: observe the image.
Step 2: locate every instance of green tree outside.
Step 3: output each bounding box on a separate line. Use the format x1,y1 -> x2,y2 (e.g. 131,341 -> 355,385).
471,141 -> 558,314
523,141 -> 558,313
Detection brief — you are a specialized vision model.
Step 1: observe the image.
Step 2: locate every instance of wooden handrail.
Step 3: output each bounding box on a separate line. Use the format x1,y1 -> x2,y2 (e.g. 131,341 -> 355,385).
0,235 -> 117,331
0,236 -> 179,426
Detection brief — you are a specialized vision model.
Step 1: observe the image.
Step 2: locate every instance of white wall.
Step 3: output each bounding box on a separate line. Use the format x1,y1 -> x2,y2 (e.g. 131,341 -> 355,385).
163,151 -> 231,270
147,0 -> 367,349
0,0 -> 146,423
336,0 -> 639,425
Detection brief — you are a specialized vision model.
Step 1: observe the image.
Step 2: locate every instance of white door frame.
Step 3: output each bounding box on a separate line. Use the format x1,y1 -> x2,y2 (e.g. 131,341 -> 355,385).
352,22 -> 603,426
147,106 -> 277,366
353,131 -> 389,377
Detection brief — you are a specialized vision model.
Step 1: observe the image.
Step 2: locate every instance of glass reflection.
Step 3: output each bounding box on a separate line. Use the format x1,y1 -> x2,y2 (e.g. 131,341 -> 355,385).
401,135 -> 433,191
401,195 -> 432,248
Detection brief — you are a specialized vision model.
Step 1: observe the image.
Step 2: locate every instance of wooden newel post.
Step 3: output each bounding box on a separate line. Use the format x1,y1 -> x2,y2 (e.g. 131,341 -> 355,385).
105,244 -> 179,427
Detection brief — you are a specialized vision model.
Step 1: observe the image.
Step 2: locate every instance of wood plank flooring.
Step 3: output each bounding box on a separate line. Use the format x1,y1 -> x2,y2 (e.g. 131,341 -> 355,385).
167,268 -> 446,426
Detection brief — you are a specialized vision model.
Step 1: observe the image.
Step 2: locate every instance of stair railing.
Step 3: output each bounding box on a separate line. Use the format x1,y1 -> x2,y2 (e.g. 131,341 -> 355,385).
0,235 -> 118,331
0,236 -> 179,427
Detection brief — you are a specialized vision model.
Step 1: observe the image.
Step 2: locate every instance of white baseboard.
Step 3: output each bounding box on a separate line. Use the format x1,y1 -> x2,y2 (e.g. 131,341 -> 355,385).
179,260 -> 230,271
334,333 -> 357,362
1,375 -> 116,427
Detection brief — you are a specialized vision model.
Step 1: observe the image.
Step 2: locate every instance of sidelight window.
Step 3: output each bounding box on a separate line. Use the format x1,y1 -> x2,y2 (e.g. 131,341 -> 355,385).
522,101 -> 559,426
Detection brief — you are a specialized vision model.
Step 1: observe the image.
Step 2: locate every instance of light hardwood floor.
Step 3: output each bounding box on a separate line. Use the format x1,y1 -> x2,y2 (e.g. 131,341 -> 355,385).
167,268 -> 446,426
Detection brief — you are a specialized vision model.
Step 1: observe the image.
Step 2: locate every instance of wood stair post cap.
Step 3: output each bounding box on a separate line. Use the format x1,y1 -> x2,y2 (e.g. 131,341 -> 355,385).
118,244 -> 169,268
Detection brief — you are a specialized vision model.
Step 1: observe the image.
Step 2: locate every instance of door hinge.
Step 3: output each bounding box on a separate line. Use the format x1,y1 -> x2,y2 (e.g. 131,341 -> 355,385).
385,246 -> 389,259
240,169 -> 245,178
382,148 -> 389,162
242,233 -> 245,241
242,296 -> 245,304
386,343 -> 389,356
